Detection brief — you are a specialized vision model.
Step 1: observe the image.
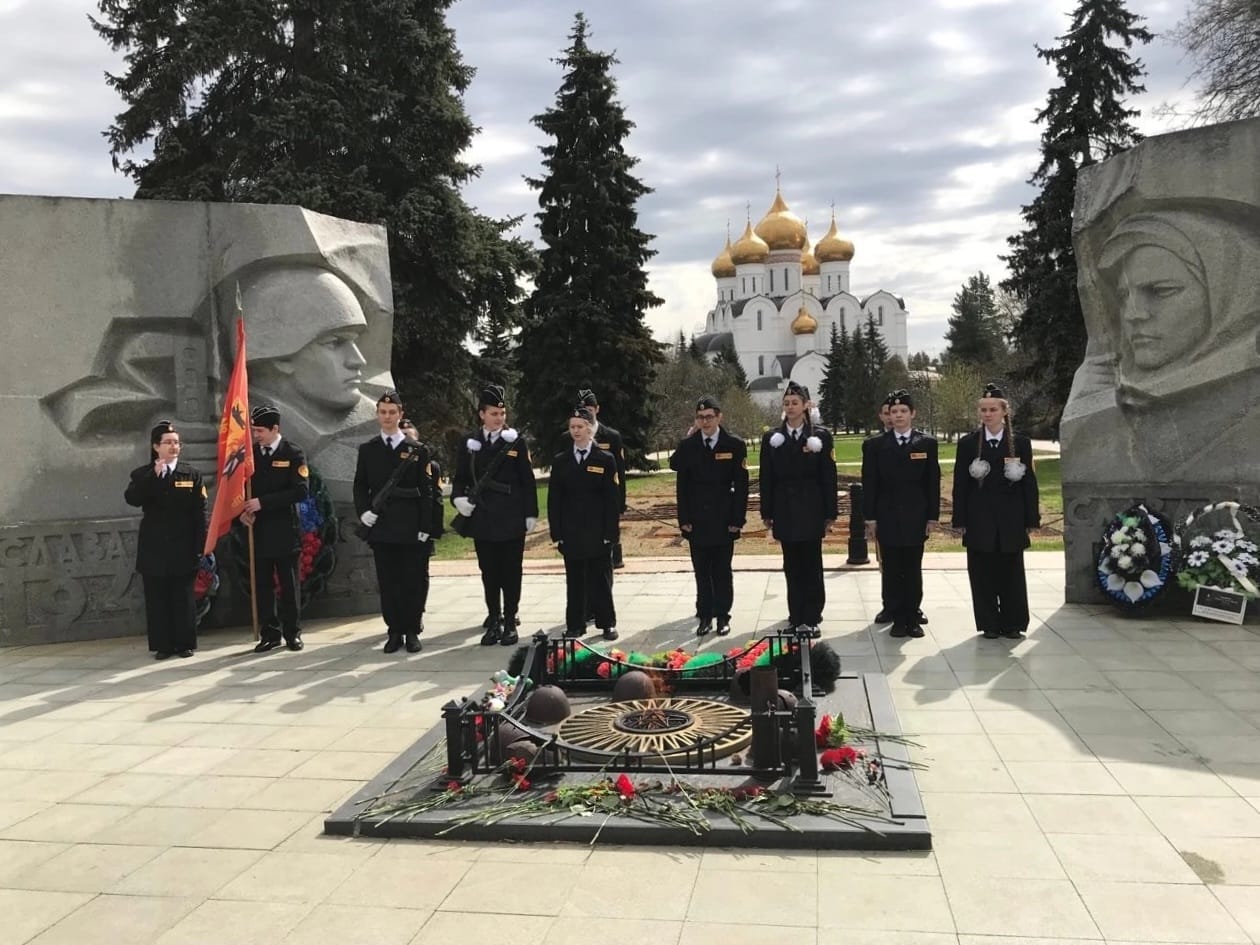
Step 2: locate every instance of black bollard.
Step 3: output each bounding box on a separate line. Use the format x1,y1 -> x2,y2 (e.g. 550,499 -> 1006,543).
442,699 -> 468,782
846,482 -> 870,565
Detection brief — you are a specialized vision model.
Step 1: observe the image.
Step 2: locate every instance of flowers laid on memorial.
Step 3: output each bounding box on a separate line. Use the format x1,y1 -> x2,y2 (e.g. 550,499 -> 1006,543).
290,466 -> 339,603
193,553 -> 219,624
1095,504 -> 1174,607
1175,502 -> 1260,599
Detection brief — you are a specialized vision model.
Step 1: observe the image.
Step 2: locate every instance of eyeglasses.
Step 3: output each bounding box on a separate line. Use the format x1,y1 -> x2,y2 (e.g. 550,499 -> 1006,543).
695,413 -> 718,421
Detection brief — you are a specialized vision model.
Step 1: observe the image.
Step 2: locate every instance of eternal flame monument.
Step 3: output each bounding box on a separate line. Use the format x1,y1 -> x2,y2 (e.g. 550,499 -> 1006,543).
1061,117 -> 1260,602
0,195 -> 395,644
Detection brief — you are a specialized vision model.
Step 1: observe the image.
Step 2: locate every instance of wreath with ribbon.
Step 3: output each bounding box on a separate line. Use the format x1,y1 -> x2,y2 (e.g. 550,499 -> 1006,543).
1174,501 -> 1260,600
1095,504 -> 1174,607
193,554 -> 219,624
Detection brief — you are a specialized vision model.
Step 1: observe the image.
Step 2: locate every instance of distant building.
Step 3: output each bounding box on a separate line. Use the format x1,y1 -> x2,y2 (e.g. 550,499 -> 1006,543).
693,188 -> 909,406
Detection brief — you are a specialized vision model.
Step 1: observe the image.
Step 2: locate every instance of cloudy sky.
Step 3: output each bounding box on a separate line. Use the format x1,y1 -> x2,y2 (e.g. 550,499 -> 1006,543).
1,0 -> 1196,354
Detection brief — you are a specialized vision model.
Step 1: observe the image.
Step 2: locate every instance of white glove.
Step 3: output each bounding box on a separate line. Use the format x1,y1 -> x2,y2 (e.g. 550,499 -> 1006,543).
454,496 -> 476,517
417,531 -> 430,542
359,510 -> 378,527
525,516 -> 538,533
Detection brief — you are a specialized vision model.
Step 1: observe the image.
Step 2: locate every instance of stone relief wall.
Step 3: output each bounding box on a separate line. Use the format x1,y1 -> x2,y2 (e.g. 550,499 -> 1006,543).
0,195 -> 397,643
1062,118 -> 1260,602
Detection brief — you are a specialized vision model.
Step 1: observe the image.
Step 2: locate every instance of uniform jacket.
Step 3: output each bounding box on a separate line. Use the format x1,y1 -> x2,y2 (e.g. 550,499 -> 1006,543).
451,429 -> 539,542
758,422 -> 839,543
951,430 -> 1040,552
592,420 -> 628,513
124,461 -> 208,577
246,438 -> 309,558
669,427 -> 749,545
353,435 -> 443,544
548,445 -> 620,558
861,429 -> 941,547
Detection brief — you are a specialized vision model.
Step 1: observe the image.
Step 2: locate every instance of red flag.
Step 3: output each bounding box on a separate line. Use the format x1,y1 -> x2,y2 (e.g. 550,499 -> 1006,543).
204,316 -> 254,554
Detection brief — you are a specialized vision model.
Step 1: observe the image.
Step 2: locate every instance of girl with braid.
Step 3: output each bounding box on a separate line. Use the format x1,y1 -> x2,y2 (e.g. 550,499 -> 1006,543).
951,384 -> 1040,639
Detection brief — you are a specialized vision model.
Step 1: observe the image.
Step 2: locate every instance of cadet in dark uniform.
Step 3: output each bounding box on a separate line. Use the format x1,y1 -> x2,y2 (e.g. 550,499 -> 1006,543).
952,384 -> 1041,639
759,381 -> 838,633
577,389 -> 628,570
549,407 -> 621,641
861,390 -> 941,638
669,396 -> 749,637
399,419 -> 444,638
452,385 -> 539,646
865,399 -> 895,624
239,404 -> 310,653
124,420 -> 207,659
353,391 -> 443,654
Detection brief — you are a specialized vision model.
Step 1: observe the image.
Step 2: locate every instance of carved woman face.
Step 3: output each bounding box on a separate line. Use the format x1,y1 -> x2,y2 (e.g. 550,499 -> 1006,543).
1114,244 -> 1209,374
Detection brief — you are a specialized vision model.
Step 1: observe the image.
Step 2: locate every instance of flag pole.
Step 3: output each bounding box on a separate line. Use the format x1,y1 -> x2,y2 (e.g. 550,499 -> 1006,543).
246,481 -> 260,642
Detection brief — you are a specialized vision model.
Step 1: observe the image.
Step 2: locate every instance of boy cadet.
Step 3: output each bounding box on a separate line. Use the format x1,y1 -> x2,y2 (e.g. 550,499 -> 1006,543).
669,396 -> 749,637
576,389 -> 628,569
240,404 -> 310,653
353,391 -> 443,653
861,390 -> 941,638
452,384 -> 539,646
759,381 -> 838,633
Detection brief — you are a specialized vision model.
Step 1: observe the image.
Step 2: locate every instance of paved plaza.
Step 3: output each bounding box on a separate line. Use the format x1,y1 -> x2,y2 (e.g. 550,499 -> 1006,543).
1,554 -> 1259,945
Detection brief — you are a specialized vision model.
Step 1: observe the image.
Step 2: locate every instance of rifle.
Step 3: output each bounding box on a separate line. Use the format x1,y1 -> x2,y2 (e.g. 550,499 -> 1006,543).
451,441 -> 514,538
354,447 -> 422,541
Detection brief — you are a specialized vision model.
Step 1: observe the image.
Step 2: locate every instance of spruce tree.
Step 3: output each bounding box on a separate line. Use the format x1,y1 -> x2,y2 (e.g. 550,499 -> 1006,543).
818,322 -> 849,430
842,323 -> 870,433
1001,0 -> 1151,432
514,13 -> 664,464
91,0 -> 535,436
713,342 -> 748,389
943,272 -> 1004,367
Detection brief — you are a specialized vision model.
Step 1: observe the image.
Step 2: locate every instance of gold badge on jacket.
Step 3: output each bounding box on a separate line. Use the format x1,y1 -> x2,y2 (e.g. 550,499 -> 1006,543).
715,451 -> 733,460
175,479 -> 194,488
273,460 -> 291,468
587,465 -> 605,474
910,452 -> 927,460
298,464 -> 309,477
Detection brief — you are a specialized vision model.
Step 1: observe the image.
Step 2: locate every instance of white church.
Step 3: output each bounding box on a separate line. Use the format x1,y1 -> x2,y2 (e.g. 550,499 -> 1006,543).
693,188 -> 909,406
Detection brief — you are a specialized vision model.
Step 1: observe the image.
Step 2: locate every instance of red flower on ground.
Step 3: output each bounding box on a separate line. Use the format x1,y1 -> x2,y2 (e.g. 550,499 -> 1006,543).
732,785 -> 765,800
446,780 -> 463,793
596,662 -> 612,679
820,746 -> 864,771
614,773 -> 636,799
815,714 -> 833,749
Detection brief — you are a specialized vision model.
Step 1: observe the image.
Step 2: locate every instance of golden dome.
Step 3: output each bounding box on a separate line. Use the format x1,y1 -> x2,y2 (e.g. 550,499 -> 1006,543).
815,215 -> 855,263
711,237 -> 736,278
800,228 -> 820,276
729,220 -> 769,265
791,306 -> 818,335
754,190 -> 808,251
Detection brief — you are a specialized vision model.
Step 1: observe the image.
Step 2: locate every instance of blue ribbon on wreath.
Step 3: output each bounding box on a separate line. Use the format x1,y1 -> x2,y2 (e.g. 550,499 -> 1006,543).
1096,503 -> 1174,607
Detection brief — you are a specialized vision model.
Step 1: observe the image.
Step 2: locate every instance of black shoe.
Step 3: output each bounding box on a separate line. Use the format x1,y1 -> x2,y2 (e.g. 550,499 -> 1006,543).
1001,629 -> 1025,639
907,625 -> 925,638
405,633 -> 422,653
482,614 -> 499,630
716,622 -> 731,637
383,635 -> 404,654
176,649 -> 194,658
982,629 -> 1001,639
889,624 -> 911,638
254,638 -> 283,654
874,609 -> 891,623
479,624 -> 501,646
154,651 -> 172,660
602,627 -> 619,641
696,619 -> 713,637
499,624 -> 519,646
285,635 -> 304,652
563,626 -> 587,638
916,610 -> 928,625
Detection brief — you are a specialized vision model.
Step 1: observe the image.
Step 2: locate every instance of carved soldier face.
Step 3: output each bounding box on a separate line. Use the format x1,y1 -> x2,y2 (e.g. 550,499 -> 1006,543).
1115,245 -> 1209,374
275,328 -> 368,412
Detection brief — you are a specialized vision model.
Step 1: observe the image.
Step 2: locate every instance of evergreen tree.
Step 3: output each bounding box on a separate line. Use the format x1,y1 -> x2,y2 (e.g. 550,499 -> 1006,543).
943,272 -> 1004,367
514,14 -> 664,464
713,341 -> 748,389
91,0 -> 535,436
817,322 -> 849,430
687,337 -> 706,363
842,322 -> 870,432
1001,0 -> 1151,433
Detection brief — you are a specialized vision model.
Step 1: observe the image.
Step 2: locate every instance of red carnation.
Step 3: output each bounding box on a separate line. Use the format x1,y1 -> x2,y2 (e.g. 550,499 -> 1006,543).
596,662 -> 611,679
445,780 -> 462,793
614,773 -> 636,799
820,746 -> 863,771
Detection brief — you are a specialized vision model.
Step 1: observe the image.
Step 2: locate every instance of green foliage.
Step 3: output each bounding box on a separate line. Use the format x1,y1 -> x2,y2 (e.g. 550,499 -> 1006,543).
907,351 -> 934,371
1001,0 -> 1152,435
933,362 -> 987,438
91,0 -> 536,440
817,322 -> 849,430
713,341 -> 748,389
514,13 -> 665,467
943,272 -> 1005,368
647,345 -> 765,452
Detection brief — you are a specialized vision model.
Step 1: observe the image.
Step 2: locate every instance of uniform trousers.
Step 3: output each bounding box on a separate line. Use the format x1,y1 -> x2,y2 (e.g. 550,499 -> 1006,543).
876,540 -> 893,612
142,573 -> 197,654
252,553 -> 299,642
781,539 -> 825,626
966,548 -> 1029,633
474,537 -> 525,620
881,542 -> 925,626
689,540 -> 735,623
564,550 -> 615,633
372,543 -> 429,637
